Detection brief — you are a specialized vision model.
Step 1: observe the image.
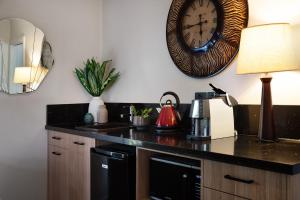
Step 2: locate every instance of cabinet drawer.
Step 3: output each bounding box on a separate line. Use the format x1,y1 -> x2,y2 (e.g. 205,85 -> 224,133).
69,134 -> 95,152
48,131 -> 69,148
203,160 -> 287,200
203,187 -> 247,200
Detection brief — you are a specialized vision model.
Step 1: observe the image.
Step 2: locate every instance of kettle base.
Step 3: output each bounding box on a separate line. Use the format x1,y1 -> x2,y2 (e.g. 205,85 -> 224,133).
154,127 -> 181,134
186,134 -> 211,141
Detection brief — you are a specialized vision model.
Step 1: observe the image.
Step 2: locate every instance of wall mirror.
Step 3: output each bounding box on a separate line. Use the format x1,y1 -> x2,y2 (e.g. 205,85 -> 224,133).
0,18 -> 54,94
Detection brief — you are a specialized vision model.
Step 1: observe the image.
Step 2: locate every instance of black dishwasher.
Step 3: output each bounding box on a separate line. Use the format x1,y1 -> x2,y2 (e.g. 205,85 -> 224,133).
149,154 -> 201,200
91,144 -> 136,200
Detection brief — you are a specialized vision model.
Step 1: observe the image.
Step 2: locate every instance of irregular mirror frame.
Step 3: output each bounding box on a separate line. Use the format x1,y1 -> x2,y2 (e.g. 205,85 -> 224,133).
0,18 -> 54,94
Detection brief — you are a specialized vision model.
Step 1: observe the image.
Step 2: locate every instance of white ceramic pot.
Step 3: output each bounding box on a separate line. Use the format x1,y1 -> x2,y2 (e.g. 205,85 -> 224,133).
88,96 -> 104,122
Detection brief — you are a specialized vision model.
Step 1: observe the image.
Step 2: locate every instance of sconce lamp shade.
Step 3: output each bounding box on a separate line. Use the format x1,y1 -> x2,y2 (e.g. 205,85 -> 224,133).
13,67 -> 31,84
237,23 -> 298,74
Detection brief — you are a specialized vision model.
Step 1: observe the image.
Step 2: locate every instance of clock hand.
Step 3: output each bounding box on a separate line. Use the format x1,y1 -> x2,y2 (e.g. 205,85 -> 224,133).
183,23 -> 201,30
199,14 -> 203,42
183,18 -> 208,31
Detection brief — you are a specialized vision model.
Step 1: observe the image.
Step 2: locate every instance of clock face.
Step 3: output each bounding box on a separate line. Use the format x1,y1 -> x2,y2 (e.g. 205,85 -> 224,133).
181,0 -> 218,51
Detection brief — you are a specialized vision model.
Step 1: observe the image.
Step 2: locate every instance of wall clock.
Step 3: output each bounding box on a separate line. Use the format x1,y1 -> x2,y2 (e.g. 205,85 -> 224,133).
166,0 -> 248,78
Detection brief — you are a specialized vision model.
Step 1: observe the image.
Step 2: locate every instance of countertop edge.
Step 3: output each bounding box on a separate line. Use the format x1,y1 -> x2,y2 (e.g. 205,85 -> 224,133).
45,125 -> 300,175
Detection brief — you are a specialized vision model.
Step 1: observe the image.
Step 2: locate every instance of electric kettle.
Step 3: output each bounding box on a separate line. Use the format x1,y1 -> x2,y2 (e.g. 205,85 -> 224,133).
156,91 -> 181,129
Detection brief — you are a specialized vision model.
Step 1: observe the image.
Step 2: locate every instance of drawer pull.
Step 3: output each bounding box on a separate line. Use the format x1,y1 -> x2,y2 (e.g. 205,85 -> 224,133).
74,141 -> 85,146
52,136 -> 61,140
224,175 -> 254,184
52,152 -> 62,156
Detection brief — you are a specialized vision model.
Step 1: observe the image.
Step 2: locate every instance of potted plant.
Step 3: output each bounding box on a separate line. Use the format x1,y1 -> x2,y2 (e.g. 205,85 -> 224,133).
75,58 -> 120,122
131,105 -> 153,130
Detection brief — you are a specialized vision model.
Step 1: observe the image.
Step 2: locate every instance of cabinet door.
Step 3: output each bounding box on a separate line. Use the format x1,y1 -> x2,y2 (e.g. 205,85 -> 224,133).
68,135 -> 95,200
203,187 -> 248,200
48,145 -> 68,200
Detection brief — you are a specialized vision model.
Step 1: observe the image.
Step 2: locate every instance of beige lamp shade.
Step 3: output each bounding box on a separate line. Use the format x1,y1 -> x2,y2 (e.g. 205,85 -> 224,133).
292,24 -> 300,66
237,23 -> 298,74
13,67 -> 31,84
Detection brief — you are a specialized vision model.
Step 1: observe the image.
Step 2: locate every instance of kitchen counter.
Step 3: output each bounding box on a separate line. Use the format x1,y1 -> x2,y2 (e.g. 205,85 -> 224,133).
46,124 -> 300,175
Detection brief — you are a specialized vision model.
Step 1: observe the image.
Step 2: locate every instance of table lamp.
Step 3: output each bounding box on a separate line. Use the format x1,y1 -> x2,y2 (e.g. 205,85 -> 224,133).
13,67 -> 31,92
237,23 -> 299,142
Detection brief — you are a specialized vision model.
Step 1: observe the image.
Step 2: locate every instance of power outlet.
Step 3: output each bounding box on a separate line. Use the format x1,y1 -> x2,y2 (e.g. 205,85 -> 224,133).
156,107 -> 161,113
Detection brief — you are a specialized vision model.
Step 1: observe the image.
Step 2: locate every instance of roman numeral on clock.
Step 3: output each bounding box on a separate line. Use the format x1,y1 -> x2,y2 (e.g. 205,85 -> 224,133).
199,0 -> 204,7
191,2 -> 196,10
190,39 -> 196,47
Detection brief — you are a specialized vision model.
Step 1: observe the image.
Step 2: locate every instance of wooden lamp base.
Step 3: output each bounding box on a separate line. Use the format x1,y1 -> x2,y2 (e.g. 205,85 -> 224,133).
258,77 -> 276,142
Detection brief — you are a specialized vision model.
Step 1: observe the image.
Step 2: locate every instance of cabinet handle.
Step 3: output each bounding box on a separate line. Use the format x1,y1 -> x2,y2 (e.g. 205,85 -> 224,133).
52,136 -> 61,140
224,175 -> 254,184
73,141 -> 85,146
52,152 -> 62,156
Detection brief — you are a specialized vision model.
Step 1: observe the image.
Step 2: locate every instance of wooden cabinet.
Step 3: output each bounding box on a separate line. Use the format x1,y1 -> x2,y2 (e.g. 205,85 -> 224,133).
68,135 -> 95,200
48,131 -> 70,148
203,159 -> 288,200
136,147 -> 201,200
47,131 -> 300,200
135,148 -> 300,200
48,145 -> 68,200
47,131 -> 95,200
203,187 -> 248,200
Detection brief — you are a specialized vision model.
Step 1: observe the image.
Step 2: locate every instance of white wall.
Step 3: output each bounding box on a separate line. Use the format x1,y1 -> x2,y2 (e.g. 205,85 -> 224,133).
0,0 -> 102,199
102,0 -> 300,105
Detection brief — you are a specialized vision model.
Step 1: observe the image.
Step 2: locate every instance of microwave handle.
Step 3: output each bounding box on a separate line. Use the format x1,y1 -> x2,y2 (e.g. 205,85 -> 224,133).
181,173 -> 188,200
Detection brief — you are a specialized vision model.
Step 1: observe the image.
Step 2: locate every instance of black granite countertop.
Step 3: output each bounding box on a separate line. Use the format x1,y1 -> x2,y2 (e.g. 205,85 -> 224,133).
46,124 -> 300,175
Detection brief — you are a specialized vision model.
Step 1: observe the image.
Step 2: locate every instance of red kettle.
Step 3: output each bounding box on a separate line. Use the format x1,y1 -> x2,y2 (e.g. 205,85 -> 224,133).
156,91 -> 181,128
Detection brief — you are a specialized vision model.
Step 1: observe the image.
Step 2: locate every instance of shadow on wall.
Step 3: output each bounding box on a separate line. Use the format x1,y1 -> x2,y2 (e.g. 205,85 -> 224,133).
0,162 -> 45,200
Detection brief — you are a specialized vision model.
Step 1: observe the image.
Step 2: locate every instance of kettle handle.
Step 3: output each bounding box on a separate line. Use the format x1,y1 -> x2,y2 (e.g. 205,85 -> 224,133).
159,91 -> 180,109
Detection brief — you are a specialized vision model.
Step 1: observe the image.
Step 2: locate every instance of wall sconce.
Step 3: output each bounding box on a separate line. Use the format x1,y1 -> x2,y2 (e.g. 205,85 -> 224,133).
237,23 -> 299,142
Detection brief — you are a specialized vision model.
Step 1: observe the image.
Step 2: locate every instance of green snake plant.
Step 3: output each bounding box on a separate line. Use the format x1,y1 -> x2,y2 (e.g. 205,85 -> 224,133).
75,58 -> 120,97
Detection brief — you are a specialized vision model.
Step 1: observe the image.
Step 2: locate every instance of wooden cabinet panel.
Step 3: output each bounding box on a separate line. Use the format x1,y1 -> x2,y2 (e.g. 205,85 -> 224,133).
136,148 -> 154,200
203,159 -> 287,200
287,173 -> 300,200
48,145 -> 68,200
68,136 -> 95,200
48,131 -> 69,148
203,187 -> 248,200
48,131 -> 95,200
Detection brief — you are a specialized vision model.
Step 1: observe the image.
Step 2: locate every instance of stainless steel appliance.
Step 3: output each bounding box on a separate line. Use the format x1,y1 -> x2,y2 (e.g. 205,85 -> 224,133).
149,154 -> 201,200
187,84 -> 238,140
187,92 -> 215,140
91,144 -> 136,200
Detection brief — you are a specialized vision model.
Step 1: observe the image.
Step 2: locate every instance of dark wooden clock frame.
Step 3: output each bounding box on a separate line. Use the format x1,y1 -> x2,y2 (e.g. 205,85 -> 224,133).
166,0 -> 249,78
